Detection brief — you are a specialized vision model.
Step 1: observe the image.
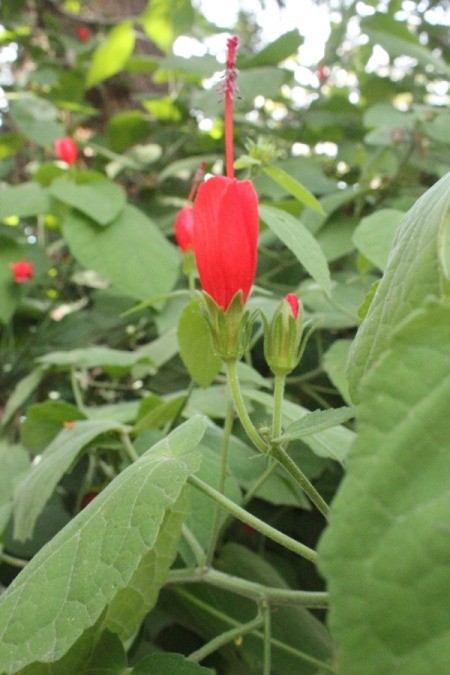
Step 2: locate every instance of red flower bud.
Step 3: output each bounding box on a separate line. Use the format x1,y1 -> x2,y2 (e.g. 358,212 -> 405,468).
54,137 -> 78,165
77,26 -> 90,42
285,293 -> 299,319
174,206 -> 194,252
317,64 -> 329,84
9,259 -> 34,284
80,491 -> 98,509
193,175 -> 259,311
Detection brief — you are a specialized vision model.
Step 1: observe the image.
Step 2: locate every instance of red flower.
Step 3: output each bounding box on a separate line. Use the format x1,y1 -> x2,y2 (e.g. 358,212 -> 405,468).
193,175 -> 259,310
285,293 -> 299,319
317,64 -> 329,84
174,206 -> 194,252
77,26 -> 90,42
54,137 -> 78,164
10,259 -> 34,284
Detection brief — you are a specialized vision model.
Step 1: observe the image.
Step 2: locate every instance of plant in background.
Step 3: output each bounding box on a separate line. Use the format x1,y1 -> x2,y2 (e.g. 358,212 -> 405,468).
0,2 -> 448,673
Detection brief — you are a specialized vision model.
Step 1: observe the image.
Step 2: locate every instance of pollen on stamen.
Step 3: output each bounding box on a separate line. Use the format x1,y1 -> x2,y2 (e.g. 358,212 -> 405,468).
218,36 -> 240,99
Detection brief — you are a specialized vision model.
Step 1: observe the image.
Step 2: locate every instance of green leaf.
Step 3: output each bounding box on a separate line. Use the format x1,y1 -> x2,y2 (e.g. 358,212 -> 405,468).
361,13 -> 450,76
133,395 -> 186,434
84,629 -> 127,673
264,166 -> 324,214
20,401 -> 86,454
37,346 -> 152,369
141,0 -> 195,52
49,177 -> 126,226
107,111 -> 151,153
323,339 -> 353,405
0,417 -> 207,673
279,406 -> 355,442
318,299 -> 450,675
87,21 -> 136,88
132,652 -> 213,674
0,182 -> 49,220
0,443 -> 29,539
62,205 -> 179,301
0,236 -> 25,324
347,172 -> 450,401
177,300 -> 221,388
241,29 -> 303,68
9,96 -> 64,146
242,389 -> 354,464
260,205 -> 331,297
1,368 -> 45,427
13,419 -> 128,541
353,209 -> 404,271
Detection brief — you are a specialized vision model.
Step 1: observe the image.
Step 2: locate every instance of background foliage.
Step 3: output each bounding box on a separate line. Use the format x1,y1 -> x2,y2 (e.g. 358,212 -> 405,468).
0,0 -> 449,673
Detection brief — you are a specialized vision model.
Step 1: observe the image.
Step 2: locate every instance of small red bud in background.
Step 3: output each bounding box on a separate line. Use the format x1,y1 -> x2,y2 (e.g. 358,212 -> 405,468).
10,259 -> 34,284
285,293 -> 299,319
317,64 -> 329,84
174,206 -> 195,252
77,26 -> 90,42
54,137 -> 78,164
80,491 -> 98,509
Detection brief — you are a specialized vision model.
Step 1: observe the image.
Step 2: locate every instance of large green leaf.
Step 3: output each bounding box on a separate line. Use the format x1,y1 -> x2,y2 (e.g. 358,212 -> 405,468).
62,205 -> 179,301
352,209 -> 404,271
361,13 -> 450,76
318,299 -> 450,675
9,96 -> 63,146
1,368 -> 45,427
49,177 -> 126,226
0,443 -> 29,539
20,401 -> 86,453
13,419 -> 129,541
260,205 -> 331,296
87,21 -> 136,87
37,346 -> 152,369
0,182 -> 49,219
263,166 -> 324,214
347,172 -> 450,400
241,29 -> 303,68
0,416 -> 207,673
177,299 -> 221,388
141,0 -> 195,52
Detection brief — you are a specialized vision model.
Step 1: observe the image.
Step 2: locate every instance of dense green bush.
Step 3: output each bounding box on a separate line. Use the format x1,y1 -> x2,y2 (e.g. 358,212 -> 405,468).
0,1 -> 449,672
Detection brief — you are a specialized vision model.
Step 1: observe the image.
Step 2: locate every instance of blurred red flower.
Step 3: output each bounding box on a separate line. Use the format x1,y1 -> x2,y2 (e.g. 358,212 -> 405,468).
54,137 -> 78,164
10,259 -> 34,284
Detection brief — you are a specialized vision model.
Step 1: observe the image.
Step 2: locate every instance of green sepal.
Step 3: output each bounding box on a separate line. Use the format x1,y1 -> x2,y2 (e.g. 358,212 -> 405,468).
201,291 -> 250,363
181,248 -> 196,277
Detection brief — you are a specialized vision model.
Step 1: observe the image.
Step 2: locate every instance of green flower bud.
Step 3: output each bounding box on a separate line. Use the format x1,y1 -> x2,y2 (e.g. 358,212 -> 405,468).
263,293 -> 303,375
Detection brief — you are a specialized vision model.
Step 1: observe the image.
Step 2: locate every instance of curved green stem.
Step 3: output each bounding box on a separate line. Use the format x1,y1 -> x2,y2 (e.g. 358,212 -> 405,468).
226,360 -> 268,453
205,401 -> 234,565
188,612 -> 263,663
120,431 -> 140,463
173,587 -> 336,673
70,367 -> 84,410
242,459 -> 277,507
181,524 -> 205,567
262,601 -> 271,675
188,475 -> 317,564
272,373 -> 285,439
0,552 -> 28,569
271,444 -> 330,519
166,567 -> 329,607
